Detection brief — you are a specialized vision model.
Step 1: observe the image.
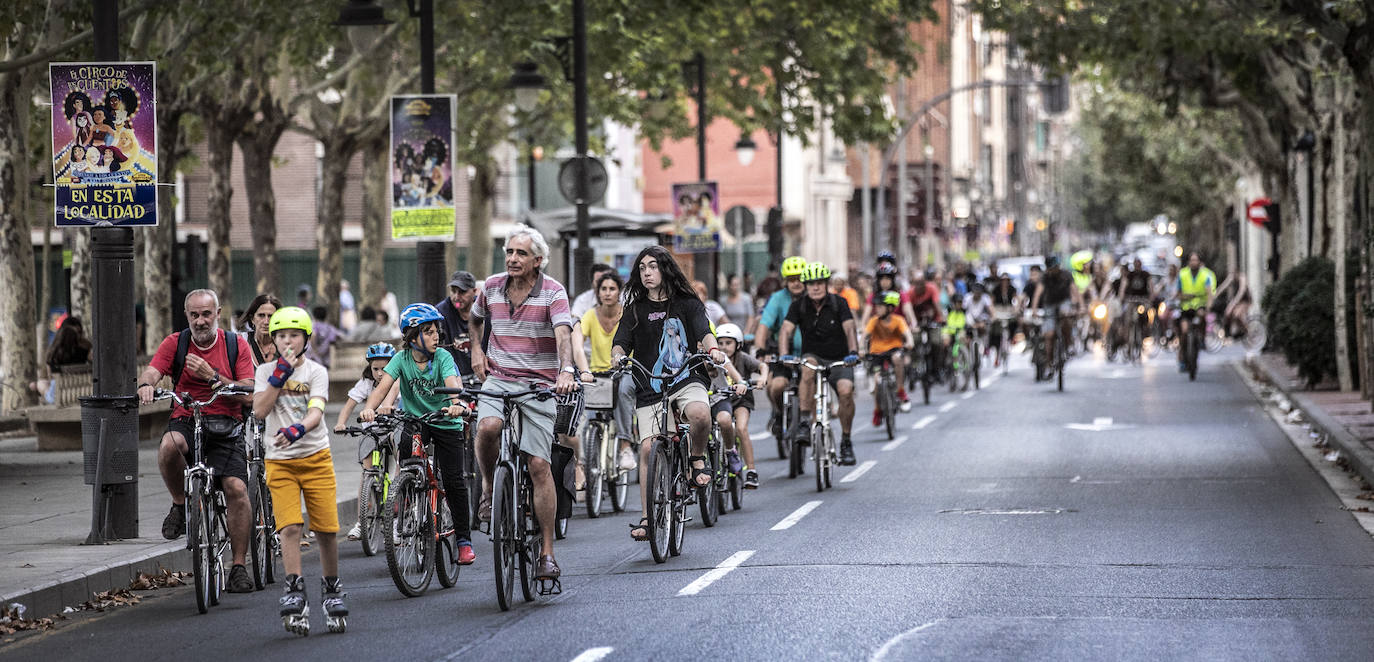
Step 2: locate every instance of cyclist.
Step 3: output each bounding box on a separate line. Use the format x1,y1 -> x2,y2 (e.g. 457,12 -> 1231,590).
137,289 -> 256,594
251,307 -> 347,634
752,255 -> 807,442
571,269 -> 639,472
989,272 -> 1019,366
778,262 -> 861,466
860,262 -> 905,331
612,245 -> 731,541
864,291 -> 914,426
436,270 -> 478,377
1115,258 -> 1154,351
903,268 -> 946,379
710,323 -> 764,489
1029,255 -> 1081,378
358,303 -> 474,565
467,226 -> 577,582
965,283 -> 994,353
1069,250 -> 1094,297
1176,252 -> 1216,370
944,294 -> 969,356
336,342 -> 402,542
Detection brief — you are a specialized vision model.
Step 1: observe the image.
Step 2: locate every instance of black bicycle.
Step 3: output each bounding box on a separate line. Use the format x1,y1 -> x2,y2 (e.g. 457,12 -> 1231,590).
867,349 -> 902,441
152,386 -> 252,614
1180,309 -> 1205,381
243,417 -> 278,589
337,415 -> 402,557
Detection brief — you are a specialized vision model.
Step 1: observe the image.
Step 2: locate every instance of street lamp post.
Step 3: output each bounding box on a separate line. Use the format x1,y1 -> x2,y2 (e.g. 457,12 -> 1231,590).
336,0 -> 445,305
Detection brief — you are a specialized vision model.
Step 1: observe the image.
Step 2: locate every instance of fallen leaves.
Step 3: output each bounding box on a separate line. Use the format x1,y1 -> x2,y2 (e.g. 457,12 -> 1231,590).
0,604 -> 64,635
0,567 -> 190,636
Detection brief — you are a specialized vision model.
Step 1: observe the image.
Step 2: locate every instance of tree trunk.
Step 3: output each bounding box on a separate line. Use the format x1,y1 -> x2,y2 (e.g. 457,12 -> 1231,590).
0,72 -> 38,412
206,126 -> 235,328
314,140 -> 355,325
360,136 -> 388,311
237,112 -> 289,299
1334,76 -> 1353,392
70,230 -> 91,325
144,109 -> 182,354
468,156 -> 497,278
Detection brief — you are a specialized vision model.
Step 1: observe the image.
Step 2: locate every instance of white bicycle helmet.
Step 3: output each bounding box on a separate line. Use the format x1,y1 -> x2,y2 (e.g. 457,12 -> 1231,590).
715,323 -> 744,343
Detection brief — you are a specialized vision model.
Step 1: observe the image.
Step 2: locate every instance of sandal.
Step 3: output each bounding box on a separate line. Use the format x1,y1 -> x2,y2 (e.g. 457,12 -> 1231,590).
688,455 -> 711,488
629,517 -> 650,541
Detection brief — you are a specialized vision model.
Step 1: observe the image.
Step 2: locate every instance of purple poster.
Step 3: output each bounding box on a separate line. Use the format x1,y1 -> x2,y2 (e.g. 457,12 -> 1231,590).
672,181 -> 721,253
50,62 -> 157,226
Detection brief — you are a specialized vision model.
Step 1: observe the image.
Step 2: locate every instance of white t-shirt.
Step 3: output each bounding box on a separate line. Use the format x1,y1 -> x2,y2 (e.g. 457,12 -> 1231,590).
255,358 -> 331,460
346,377 -> 375,404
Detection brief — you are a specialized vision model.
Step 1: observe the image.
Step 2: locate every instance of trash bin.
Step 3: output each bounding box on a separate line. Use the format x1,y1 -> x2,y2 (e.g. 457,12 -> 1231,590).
81,395 -> 139,486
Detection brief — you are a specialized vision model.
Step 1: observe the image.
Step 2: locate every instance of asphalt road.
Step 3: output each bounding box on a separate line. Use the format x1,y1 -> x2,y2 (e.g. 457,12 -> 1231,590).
7,348 -> 1374,661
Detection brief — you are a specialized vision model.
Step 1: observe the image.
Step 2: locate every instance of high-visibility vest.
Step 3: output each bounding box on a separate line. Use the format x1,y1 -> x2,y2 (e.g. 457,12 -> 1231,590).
1178,267 -> 1215,310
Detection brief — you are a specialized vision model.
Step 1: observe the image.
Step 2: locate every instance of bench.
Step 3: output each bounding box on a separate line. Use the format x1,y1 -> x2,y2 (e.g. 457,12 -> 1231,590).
328,341 -> 378,402
25,364 -> 172,451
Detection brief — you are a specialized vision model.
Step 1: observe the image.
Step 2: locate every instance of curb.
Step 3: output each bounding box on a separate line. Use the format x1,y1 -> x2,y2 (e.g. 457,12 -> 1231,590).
0,494 -> 358,622
1245,355 -> 1374,490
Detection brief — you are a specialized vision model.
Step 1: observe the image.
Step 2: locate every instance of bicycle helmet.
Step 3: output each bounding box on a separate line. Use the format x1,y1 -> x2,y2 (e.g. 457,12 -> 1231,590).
268,306 -> 313,336
876,250 -> 896,264
780,256 -> 808,278
399,302 -> 444,332
875,263 -> 899,278
881,291 -> 901,307
1045,255 -> 1061,269
715,323 -> 744,343
801,262 -> 832,283
1070,249 -> 1093,273
365,342 -> 396,361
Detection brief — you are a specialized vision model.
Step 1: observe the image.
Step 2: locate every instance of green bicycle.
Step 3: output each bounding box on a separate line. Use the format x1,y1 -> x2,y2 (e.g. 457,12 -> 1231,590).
339,416 -> 402,557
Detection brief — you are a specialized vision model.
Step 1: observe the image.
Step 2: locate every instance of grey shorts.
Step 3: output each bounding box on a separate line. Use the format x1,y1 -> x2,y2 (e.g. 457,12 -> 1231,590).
635,382 -> 709,440
476,377 -> 555,462
1041,301 -> 1075,333
803,355 -> 855,389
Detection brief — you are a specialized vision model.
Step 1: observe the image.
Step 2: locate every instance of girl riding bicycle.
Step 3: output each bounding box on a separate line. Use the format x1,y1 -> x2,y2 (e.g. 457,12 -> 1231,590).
708,323 -> 763,489
336,342 -> 402,542
358,303 -> 474,565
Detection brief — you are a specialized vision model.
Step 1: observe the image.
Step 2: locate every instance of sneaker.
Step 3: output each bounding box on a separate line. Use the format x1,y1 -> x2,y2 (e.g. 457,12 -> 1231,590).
872,409 -> 882,427
839,437 -> 857,466
457,543 -> 476,565
898,391 -> 912,412
617,446 -> 637,471
725,449 -> 744,475
161,503 -> 185,540
744,469 -> 760,489
346,522 -> 361,541
226,564 -> 254,593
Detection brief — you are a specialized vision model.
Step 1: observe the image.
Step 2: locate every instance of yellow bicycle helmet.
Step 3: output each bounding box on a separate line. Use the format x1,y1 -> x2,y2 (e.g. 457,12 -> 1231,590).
1069,249 -> 1094,273
780,256 -> 808,278
881,291 -> 902,307
269,306 -> 314,337
801,261 -> 832,283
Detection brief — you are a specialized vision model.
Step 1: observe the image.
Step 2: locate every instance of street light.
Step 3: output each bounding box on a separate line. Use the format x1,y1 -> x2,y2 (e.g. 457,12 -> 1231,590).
333,0 -> 392,52
508,61 -> 545,113
734,134 -> 757,166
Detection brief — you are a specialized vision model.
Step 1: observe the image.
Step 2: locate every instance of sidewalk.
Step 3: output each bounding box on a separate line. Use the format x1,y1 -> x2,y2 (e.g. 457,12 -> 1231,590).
0,403 -> 363,620
1247,353 -> 1374,490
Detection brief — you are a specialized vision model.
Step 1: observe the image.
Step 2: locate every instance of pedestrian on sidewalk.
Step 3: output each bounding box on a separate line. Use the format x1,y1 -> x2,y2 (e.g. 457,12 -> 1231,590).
252,306 -> 348,635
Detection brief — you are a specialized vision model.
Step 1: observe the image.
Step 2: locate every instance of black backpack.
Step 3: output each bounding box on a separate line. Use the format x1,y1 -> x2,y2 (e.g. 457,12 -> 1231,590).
169,329 -> 241,388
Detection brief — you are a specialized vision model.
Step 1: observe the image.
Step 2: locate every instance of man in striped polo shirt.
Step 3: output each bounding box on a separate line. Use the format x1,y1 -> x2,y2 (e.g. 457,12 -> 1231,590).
470,225 -> 577,584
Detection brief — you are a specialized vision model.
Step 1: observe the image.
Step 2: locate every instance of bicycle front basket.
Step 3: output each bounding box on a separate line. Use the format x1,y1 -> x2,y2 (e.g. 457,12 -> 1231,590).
553,390 -> 585,436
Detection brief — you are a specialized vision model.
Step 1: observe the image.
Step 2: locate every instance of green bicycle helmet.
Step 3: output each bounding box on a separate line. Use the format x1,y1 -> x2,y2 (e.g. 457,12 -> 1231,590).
801,261 -> 832,283
881,291 -> 901,307
780,256 -> 808,278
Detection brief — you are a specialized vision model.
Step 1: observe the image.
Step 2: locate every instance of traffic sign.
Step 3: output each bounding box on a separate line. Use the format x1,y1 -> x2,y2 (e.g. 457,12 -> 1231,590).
1247,197 -> 1272,227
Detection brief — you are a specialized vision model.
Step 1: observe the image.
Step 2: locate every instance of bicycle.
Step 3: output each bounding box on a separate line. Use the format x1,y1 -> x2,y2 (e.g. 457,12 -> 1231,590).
337,415 -> 402,557
867,350 -> 902,441
243,418 -> 279,590
373,409 -> 468,598
787,357 -> 848,492
614,353 -> 715,564
437,383 -> 573,609
581,372 -> 631,519
1214,312 -> 1267,351
764,354 -> 800,462
908,322 -> 941,405
948,327 -> 974,393
1122,297 -> 1151,365
705,382 -> 755,519
1180,310 -> 1204,381
151,385 -> 252,614
992,309 -> 1016,376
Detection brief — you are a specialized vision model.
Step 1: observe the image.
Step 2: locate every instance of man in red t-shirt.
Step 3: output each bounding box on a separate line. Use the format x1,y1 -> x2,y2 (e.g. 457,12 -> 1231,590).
902,270 -> 945,330
137,289 -> 255,593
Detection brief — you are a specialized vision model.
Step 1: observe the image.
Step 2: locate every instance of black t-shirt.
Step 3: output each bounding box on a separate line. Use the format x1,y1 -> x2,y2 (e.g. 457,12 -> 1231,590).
1021,280 -> 1040,304
1040,269 -> 1073,306
1122,269 -> 1152,298
613,296 -> 712,406
990,281 -> 1017,306
435,298 -> 472,376
784,293 -> 853,360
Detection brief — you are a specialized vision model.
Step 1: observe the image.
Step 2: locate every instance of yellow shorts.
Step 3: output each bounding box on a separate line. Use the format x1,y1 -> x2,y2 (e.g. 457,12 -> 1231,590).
266,448 -> 339,533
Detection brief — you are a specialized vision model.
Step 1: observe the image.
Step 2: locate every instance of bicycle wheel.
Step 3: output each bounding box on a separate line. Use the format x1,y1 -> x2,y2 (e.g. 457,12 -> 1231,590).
1056,336 -> 1065,392
813,423 -> 826,493
646,438 -> 673,564
517,470 -> 539,603
882,383 -> 895,441
1243,316 -> 1266,351
698,440 -> 719,528
383,471 -> 434,597
358,472 -> 382,557
713,431 -> 728,517
728,463 -> 744,511
435,496 -> 461,589
188,481 -> 210,614
948,346 -> 962,393
823,427 -> 834,488
1187,328 -> 1199,381
972,342 -> 982,390
207,497 -> 225,607
583,421 -> 605,519
610,455 -> 629,513
1205,325 -> 1225,353
491,464 -> 516,611
247,467 -> 268,590
668,456 -> 686,558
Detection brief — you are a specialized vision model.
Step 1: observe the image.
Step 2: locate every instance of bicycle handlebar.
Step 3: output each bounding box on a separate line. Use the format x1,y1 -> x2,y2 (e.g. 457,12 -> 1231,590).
612,353 -> 717,382
152,385 -> 251,409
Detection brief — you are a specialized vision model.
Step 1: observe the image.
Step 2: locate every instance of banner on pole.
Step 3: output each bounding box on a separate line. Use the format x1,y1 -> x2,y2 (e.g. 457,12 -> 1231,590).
390,95 -> 457,240
50,62 -> 158,226
671,181 -> 720,253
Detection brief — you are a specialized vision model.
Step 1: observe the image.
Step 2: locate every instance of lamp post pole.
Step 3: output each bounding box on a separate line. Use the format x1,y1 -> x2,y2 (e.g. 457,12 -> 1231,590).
691,52 -> 718,298
572,0 -> 593,294
413,0 -> 448,304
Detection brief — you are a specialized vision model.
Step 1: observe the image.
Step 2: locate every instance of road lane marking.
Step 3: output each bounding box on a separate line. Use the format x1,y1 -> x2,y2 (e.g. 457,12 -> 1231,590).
939,401 -> 958,413
881,435 -> 908,451
961,391 -> 976,400
571,648 -> 615,662
911,415 -> 937,430
872,621 -> 943,661
840,460 -> 878,483
771,500 -> 823,530
1093,416 -> 1113,426
678,550 -> 755,596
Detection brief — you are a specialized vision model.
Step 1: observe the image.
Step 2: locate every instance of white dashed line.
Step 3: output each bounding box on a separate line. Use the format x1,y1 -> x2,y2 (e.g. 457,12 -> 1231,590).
881,435 -> 908,451
771,500 -> 823,530
678,550 -> 755,596
840,460 -> 878,483
570,648 -> 615,662
939,401 -> 958,413
961,391 -> 976,400
911,415 -> 937,430
1093,416 -> 1113,426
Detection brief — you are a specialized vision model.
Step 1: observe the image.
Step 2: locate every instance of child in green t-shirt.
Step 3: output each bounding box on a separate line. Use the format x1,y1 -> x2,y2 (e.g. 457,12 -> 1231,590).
358,303 -> 473,564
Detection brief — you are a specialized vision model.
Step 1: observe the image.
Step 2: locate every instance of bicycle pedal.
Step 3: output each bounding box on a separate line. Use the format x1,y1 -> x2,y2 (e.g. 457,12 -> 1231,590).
535,577 -> 562,596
